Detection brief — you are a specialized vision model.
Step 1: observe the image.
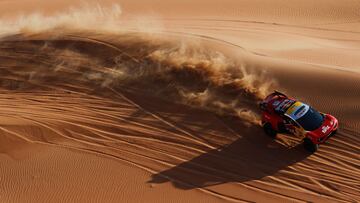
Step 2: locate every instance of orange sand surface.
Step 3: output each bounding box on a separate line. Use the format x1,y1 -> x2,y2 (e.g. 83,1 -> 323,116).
0,1 -> 359,202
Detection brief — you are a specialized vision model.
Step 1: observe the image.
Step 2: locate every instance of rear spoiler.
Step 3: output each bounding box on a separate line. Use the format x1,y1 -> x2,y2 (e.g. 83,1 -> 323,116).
273,90 -> 287,97
259,90 -> 287,111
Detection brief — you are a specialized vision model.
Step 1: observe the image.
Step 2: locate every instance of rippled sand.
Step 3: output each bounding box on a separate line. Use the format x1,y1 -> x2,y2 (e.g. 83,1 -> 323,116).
0,1 -> 359,202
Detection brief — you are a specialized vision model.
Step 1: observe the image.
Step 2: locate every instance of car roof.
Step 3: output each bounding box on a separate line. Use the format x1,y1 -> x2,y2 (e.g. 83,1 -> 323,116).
284,101 -> 310,121
264,92 -> 311,120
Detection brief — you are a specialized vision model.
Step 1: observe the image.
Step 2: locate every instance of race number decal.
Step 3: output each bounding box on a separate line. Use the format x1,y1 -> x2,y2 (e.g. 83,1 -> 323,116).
322,126 -> 330,133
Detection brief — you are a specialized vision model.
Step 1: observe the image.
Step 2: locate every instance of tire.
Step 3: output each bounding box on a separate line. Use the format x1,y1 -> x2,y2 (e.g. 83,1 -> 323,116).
277,123 -> 288,133
303,138 -> 318,153
263,123 -> 277,138
332,129 -> 338,135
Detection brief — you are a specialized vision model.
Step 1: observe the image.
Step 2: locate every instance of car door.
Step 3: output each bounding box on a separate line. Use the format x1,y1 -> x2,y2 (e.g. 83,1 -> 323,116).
284,116 -> 305,137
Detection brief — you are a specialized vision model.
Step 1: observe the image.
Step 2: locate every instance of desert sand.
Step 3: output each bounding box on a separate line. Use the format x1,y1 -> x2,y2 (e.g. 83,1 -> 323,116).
0,0 -> 359,202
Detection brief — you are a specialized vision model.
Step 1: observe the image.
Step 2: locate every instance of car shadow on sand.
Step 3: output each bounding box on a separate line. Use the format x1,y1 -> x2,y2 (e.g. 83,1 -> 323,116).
147,115 -> 311,189
114,88 -> 311,190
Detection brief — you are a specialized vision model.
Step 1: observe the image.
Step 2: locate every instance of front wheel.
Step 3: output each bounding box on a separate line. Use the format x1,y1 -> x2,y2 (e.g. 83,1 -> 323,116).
263,123 -> 277,138
303,138 -> 318,153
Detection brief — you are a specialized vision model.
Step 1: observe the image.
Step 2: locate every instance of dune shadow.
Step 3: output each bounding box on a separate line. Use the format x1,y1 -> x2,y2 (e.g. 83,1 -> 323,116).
147,114 -> 310,189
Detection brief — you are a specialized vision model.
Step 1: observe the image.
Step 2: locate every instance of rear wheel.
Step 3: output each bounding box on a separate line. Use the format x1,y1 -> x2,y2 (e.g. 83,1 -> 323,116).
263,123 -> 277,138
277,122 -> 288,133
303,138 -> 319,153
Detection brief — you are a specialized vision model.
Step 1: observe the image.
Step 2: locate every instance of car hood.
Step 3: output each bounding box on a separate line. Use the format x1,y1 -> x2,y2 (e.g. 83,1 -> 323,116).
310,114 -> 338,138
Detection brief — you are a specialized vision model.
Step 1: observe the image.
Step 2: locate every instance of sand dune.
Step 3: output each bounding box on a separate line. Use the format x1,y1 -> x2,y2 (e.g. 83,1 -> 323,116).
0,1 -> 359,203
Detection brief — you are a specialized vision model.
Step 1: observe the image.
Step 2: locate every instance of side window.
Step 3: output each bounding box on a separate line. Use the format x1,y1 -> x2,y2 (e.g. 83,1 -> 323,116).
283,116 -> 300,128
283,116 -> 292,124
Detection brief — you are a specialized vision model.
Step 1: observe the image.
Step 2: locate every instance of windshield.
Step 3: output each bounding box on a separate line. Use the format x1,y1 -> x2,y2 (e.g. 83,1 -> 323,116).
296,107 -> 324,131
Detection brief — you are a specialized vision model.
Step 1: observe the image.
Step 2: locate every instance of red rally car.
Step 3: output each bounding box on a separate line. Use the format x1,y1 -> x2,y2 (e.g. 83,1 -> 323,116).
259,91 -> 338,153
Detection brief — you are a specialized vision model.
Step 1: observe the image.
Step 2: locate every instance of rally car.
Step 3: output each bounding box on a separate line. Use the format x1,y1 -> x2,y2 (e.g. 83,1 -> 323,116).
259,91 -> 338,153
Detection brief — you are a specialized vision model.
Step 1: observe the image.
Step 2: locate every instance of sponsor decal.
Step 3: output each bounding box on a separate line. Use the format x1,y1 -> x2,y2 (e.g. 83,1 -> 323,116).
285,102 -> 310,120
295,107 -> 307,118
273,100 -> 280,106
322,125 -> 330,134
286,102 -> 302,114
276,99 -> 295,112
